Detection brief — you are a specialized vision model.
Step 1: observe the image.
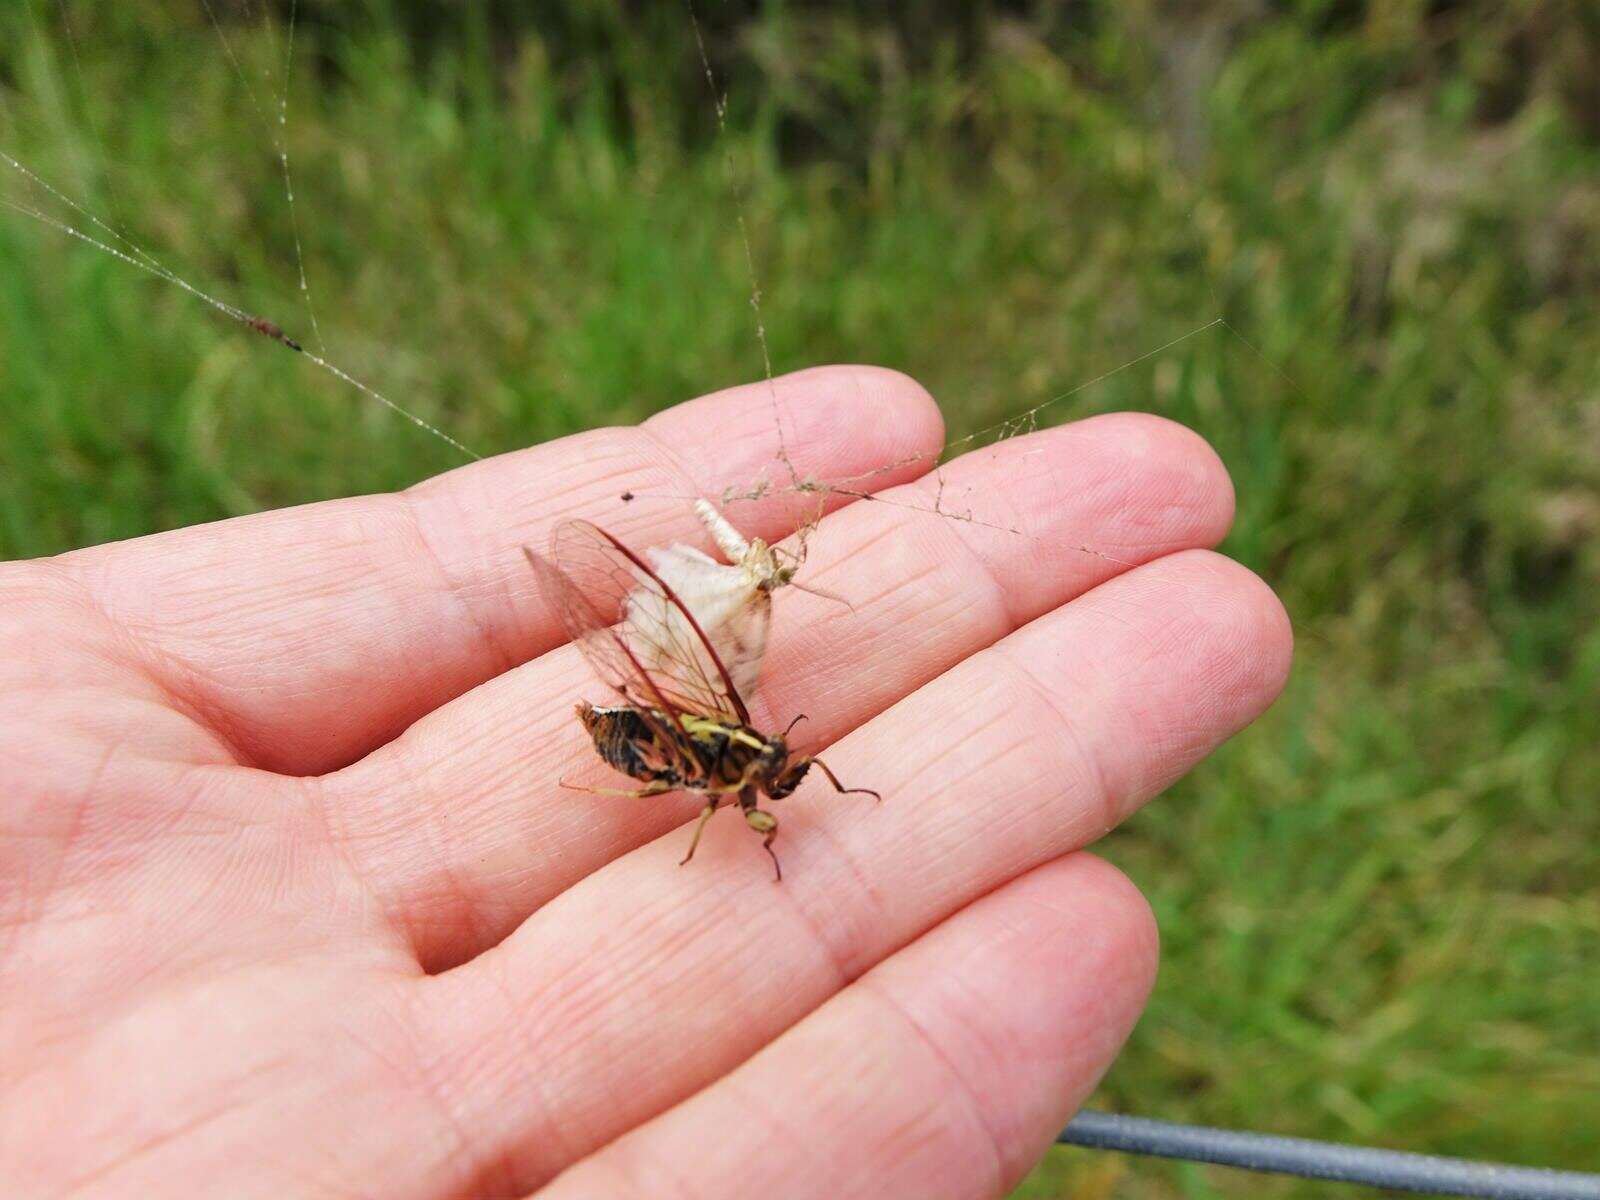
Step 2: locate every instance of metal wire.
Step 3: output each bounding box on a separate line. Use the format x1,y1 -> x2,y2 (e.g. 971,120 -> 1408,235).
1058,1112 -> 1600,1199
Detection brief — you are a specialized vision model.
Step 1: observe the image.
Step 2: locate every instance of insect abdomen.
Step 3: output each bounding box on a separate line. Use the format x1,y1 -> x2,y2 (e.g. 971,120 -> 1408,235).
578,705 -> 781,795
579,704 -> 684,785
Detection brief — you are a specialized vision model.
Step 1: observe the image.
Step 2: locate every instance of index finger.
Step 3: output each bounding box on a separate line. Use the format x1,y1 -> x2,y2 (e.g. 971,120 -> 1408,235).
53,367 -> 942,773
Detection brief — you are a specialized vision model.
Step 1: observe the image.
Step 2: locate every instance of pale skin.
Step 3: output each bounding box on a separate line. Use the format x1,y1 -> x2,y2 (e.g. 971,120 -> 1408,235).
0,366 -> 1292,1199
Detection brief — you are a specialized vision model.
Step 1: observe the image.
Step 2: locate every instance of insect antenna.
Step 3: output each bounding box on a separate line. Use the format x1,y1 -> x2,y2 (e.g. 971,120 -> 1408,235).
787,578 -> 855,612
764,510 -> 854,610
809,758 -> 882,802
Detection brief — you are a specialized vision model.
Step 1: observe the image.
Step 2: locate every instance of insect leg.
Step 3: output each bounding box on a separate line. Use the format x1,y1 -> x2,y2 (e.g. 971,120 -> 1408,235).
807,757 -> 882,802
743,807 -> 782,882
679,796 -> 722,866
558,779 -> 676,798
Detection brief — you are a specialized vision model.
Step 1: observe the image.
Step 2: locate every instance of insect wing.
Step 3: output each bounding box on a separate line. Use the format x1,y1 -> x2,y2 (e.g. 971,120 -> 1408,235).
522,540 -> 657,710
534,520 -> 751,725
524,540 -> 707,786
642,543 -> 771,706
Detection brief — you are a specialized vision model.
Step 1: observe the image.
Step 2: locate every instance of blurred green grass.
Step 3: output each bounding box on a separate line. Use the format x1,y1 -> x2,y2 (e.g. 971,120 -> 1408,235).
2,3 -> 1598,1196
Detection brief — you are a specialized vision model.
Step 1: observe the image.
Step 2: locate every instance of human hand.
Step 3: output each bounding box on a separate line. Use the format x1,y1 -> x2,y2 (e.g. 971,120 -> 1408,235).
0,368 -> 1290,1198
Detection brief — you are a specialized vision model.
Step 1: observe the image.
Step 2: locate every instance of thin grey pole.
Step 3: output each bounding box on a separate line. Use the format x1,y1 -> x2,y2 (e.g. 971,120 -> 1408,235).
1058,1112 -> 1600,1199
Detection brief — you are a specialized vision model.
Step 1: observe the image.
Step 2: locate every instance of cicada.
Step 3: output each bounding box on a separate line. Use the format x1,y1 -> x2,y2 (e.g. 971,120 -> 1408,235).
524,516 -> 877,880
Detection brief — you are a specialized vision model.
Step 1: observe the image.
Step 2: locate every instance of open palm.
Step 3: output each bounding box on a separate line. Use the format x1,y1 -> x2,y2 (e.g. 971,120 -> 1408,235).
0,368 -> 1290,1199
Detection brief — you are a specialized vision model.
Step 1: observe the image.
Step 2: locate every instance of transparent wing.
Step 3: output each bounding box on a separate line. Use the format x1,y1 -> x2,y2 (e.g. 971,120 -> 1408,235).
527,519 -> 751,725
522,539 -> 665,712
643,544 -> 771,705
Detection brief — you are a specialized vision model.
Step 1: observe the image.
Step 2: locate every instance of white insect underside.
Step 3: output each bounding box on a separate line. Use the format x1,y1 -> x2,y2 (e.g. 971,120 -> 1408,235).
623,501 -> 787,706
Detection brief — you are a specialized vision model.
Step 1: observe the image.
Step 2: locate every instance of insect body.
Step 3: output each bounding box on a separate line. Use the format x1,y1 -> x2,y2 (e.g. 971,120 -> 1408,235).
631,499 -> 794,703
525,517 -> 876,880
581,701 -> 828,793
244,312 -> 303,352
